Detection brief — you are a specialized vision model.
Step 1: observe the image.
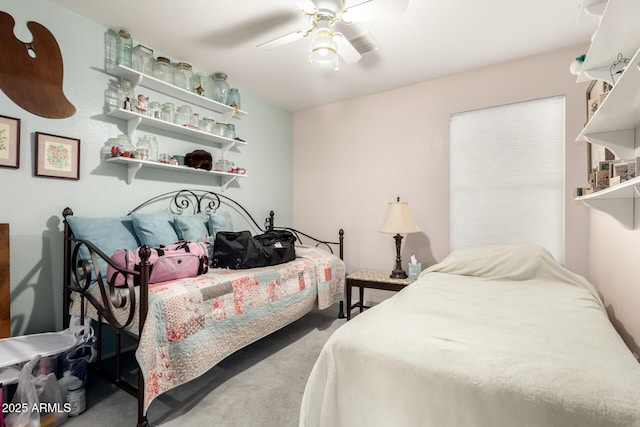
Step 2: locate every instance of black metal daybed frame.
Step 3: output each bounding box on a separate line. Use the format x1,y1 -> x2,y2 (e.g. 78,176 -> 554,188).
62,189 -> 344,427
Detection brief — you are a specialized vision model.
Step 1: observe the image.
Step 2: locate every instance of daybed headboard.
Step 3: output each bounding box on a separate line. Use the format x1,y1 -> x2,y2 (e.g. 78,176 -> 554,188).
126,189 -> 273,232
124,189 -> 345,257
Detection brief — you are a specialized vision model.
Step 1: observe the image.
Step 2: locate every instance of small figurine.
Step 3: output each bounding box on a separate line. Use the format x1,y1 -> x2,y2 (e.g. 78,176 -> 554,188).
135,94 -> 147,115
123,97 -> 132,111
195,84 -> 204,96
110,145 -> 120,157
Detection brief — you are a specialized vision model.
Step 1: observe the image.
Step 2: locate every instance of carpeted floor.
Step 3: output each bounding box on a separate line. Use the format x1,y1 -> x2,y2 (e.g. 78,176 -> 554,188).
64,304 -> 344,427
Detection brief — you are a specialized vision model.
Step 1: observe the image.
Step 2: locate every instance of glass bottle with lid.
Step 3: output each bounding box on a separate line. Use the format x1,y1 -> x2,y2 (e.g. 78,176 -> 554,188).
132,44 -> 153,75
161,102 -> 175,122
116,30 -> 133,68
145,134 -> 158,161
135,137 -> 152,161
152,57 -> 175,85
211,72 -> 230,104
199,117 -> 215,133
213,122 -> 227,137
175,62 -> 194,91
175,104 -> 193,126
148,101 -> 161,119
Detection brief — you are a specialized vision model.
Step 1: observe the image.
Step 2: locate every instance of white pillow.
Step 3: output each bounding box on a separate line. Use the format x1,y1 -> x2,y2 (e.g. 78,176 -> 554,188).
424,243 -> 555,281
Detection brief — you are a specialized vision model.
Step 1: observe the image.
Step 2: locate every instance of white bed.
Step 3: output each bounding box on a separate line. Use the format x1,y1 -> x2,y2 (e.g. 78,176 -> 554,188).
300,244 -> 640,427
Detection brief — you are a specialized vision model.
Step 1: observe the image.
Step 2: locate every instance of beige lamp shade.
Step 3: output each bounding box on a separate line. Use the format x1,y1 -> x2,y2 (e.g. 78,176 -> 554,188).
379,200 -> 420,234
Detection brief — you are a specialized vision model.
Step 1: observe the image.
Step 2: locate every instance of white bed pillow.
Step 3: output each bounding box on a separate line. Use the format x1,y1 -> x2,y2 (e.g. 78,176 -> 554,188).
423,243 -> 602,303
424,243 -> 556,281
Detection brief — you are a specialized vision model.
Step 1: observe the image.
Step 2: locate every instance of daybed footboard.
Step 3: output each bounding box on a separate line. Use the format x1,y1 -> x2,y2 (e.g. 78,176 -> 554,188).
62,190 -> 345,427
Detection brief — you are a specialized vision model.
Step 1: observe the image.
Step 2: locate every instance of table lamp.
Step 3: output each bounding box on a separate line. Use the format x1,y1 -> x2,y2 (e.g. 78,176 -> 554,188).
379,197 -> 420,279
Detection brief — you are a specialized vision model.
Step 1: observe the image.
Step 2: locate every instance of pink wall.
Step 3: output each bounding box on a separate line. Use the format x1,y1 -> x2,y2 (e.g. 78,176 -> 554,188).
293,43 -> 640,355
589,208 -> 640,356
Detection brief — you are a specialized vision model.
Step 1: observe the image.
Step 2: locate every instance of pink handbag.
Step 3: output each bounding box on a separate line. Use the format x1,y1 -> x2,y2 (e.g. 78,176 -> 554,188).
107,242 -> 208,286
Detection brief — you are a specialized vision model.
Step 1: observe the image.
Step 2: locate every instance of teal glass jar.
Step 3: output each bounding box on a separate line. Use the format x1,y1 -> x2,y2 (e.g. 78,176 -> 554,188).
227,88 -> 241,111
225,123 -> 236,139
116,30 -> 133,68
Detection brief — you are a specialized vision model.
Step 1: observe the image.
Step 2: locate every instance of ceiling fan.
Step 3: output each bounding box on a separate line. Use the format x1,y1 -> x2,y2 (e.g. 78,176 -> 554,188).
258,0 -> 409,70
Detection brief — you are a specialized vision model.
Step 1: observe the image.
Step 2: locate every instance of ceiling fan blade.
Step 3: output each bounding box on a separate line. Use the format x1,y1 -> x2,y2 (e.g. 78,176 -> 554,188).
295,0 -> 317,14
334,33 -> 362,64
341,0 -> 409,23
258,30 -> 308,49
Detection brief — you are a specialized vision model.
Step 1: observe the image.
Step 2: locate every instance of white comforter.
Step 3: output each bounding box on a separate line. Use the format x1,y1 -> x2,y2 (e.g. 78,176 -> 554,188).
300,244 -> 640,427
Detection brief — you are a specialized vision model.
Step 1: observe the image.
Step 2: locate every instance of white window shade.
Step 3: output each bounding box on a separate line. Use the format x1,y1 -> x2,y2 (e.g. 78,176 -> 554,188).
450,96 -> 565,263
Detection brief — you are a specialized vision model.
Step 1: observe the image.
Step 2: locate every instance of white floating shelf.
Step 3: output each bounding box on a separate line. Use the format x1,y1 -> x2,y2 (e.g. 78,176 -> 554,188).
575,176 -> 640,229
107,64 -> 247,123
578,48 -> 640,136
106,108 -> 247,150
578,0 -> 640,82
106,156 -> 247,190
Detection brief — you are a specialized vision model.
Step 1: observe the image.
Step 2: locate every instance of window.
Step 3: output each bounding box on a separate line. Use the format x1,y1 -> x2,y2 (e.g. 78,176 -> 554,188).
450,96 -> 565,263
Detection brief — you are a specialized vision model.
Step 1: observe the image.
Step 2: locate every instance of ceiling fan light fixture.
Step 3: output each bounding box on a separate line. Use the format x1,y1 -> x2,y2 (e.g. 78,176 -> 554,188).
309,31 -> 337,65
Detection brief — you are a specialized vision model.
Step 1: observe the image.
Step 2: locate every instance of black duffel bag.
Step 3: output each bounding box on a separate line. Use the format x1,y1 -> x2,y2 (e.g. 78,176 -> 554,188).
212,229 -> 297,269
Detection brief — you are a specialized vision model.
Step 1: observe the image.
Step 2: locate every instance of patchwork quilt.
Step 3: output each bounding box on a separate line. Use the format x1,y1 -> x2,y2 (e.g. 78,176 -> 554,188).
72,245 -> 344,411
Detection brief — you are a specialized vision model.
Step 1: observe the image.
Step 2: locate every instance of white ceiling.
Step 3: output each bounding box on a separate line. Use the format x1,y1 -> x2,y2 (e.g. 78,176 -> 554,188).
50,0 -> 599,112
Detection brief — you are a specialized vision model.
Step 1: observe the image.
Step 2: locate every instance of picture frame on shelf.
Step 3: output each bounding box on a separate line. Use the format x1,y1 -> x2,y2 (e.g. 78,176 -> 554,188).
0,115 -> 21,169
35,132 -> 80,180
588,145 -> 615,181
586,79 -> 612,123
585,80 -> 614,177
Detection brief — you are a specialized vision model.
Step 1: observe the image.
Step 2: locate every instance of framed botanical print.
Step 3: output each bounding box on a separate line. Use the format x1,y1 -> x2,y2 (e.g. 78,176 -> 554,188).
35,132 -> 80,180
0,115 -> 20,168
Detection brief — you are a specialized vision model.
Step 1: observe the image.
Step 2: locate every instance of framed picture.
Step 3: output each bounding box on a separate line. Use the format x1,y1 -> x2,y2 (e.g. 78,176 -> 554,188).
585,80 -> 614,175
0,115 -> 21,168
586,80 -> 612,123
35,132 -> 80,180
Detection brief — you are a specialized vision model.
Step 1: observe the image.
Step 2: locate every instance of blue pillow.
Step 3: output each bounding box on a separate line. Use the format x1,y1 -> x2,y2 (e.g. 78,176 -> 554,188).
66,215 -> 140,276
174,213 -> 209,242
208,211 -> 233,238
131,210 -> 180,248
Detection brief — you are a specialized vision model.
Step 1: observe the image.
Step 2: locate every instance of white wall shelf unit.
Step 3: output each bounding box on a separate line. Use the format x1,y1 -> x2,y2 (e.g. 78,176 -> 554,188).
105,62 -> 249,188
107,157 -> 247,191
575,0 -> 640,229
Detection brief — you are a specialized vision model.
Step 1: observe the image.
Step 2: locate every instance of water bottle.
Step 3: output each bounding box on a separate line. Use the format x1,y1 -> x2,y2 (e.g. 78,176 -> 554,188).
65,377 -> 86,416
57,370 -> 75,402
